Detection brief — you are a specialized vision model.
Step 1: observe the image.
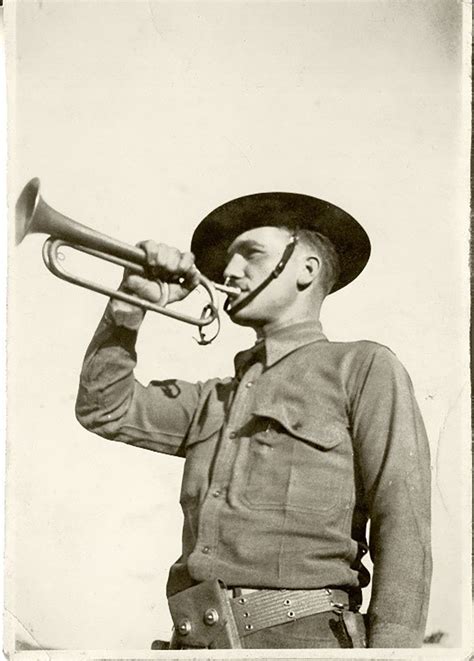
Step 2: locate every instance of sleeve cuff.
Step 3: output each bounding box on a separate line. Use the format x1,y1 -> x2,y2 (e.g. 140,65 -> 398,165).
105,300 -> 145,330
368,622 -> 425,648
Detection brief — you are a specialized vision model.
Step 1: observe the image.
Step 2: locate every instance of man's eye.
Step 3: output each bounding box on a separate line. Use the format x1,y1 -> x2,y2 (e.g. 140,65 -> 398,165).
245,248 -> 264,259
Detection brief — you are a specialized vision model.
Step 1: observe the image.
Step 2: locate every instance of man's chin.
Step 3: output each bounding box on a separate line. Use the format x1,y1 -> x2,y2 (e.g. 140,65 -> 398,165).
226,305 -> 261,328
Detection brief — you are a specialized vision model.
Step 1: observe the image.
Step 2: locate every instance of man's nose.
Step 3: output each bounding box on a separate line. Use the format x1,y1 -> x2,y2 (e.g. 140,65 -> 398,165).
223,254 -> 245,281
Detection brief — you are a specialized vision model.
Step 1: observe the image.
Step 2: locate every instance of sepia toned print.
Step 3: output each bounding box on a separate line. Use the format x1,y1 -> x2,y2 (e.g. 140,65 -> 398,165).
5,0 -> 471,658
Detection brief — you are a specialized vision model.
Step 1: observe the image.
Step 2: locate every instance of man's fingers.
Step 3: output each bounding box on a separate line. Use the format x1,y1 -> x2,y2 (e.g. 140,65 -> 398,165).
135,240 -> 198,284
177,252 -> 195,273
136,240 -> 160,264
136,241 -> 176,272
176,254 -> 200,289
185,266 -> 201,290
132,241 -> 200,296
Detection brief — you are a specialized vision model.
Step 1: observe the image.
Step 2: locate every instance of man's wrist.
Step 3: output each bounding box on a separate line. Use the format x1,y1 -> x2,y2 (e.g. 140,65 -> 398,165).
106,299 -> 145,330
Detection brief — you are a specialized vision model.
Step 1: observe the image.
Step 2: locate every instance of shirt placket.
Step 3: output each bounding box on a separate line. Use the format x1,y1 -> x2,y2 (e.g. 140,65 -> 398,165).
193,360 -> 264,566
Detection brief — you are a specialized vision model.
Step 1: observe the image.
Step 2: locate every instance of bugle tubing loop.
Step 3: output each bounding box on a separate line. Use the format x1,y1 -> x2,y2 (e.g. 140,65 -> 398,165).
16,178 -> 238,343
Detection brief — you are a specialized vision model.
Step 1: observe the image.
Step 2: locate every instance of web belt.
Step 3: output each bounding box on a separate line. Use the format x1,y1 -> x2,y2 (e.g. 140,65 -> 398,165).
230,587 -> 349,637
167,580 -> 352,649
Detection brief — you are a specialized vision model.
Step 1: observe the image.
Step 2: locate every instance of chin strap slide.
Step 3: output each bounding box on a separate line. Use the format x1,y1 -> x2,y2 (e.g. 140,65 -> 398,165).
271,232 -> 298,279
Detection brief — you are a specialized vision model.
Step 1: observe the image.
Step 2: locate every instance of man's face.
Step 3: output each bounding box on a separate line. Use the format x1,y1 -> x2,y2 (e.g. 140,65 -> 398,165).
223,226 -> 303,328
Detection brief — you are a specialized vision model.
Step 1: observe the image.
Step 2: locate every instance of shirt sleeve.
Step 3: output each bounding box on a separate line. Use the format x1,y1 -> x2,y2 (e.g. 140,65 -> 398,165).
350,344 -> 432,648
75,305 -> 203,457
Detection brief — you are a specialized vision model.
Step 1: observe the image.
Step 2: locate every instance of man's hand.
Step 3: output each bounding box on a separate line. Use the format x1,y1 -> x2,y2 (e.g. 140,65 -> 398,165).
109,241 -> 201,329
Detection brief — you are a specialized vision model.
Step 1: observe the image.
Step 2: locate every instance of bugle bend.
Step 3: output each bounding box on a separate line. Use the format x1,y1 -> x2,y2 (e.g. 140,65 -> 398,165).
16,178 -> 239,344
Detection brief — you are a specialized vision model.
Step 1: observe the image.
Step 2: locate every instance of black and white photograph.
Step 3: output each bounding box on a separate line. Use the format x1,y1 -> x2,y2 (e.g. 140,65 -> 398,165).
4,0 -> 471,658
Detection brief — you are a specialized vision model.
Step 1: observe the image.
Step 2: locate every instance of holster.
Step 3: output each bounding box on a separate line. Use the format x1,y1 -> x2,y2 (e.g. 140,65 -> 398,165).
167,579 -> 242,649
341,610 -> 367,648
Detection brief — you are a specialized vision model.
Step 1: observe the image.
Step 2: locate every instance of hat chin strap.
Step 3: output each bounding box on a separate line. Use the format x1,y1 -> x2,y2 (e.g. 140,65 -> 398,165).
224,232 -> 299,317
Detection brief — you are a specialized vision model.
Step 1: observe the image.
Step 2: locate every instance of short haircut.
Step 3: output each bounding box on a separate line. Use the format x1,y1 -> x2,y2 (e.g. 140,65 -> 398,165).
283,226 -> 341,295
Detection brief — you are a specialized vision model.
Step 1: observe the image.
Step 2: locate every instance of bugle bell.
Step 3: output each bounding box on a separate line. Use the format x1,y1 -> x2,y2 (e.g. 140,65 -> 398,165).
15,178 -> 240,344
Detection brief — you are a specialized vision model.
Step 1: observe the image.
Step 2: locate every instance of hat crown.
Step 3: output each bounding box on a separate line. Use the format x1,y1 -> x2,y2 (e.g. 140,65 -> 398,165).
191,191 -> 371,293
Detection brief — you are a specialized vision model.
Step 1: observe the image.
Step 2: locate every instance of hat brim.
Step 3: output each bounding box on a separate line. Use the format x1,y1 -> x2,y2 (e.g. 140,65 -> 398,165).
191,192 -> 370,293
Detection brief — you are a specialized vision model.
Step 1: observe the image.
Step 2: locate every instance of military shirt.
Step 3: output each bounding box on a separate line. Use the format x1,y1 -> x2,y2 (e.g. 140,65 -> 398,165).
76,311 -> 432,648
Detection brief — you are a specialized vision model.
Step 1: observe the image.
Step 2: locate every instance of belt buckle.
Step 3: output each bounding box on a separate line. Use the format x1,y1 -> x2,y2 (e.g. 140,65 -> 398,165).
229,587 -> 258,598
326,588 -> 347,614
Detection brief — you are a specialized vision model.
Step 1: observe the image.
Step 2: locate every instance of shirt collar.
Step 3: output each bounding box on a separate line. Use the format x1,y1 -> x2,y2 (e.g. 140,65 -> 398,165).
234,319 -> 327,376
262,318 -> 327,366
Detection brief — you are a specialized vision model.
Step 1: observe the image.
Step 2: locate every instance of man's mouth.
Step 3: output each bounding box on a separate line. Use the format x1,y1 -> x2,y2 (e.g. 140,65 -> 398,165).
223,286 -> 247,312
226,289 -> 243,302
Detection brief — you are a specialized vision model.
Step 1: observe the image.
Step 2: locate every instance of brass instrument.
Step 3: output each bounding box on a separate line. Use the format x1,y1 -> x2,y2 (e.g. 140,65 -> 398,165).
15,178 -> 239,344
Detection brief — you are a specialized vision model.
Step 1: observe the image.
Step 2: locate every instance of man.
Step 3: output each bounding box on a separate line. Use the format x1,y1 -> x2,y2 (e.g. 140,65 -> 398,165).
75,192 -> 432,649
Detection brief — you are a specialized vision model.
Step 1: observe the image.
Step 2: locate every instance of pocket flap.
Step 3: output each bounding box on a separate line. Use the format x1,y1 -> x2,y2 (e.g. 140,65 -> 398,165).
252,404 -> 347,450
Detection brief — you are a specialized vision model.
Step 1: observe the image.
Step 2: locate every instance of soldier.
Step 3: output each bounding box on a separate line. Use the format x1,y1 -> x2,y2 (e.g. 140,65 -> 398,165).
75,192 -> 432,649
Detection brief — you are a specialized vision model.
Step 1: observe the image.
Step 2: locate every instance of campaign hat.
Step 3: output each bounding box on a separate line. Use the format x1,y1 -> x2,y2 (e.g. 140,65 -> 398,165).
191,192 -> 370,293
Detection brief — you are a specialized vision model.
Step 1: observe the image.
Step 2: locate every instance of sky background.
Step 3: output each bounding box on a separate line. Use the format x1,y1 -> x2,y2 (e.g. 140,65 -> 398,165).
6,0 -> 470,653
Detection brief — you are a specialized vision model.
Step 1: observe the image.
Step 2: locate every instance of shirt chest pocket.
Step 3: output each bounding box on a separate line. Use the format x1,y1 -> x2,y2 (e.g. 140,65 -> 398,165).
238,415 -> 354,513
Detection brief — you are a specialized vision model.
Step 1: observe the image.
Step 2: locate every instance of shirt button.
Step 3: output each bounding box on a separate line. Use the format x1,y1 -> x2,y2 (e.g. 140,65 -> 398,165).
212,489 -> 221,498
228,431 -> 237,439
202,546 -> 211,554
245,382 -> 253,388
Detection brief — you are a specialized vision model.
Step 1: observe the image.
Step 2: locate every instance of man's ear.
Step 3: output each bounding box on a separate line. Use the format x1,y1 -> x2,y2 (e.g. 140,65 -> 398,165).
297,255 -> 321,288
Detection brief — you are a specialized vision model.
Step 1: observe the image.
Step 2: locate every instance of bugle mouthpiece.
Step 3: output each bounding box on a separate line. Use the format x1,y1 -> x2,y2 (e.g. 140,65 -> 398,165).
214,283 -> 241,296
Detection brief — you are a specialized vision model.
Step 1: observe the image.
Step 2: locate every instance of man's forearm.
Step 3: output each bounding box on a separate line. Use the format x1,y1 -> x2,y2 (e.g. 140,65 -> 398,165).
349,346 -> 432,647
367,499 -> 432,647
75,301 -> 203,455
75,303 -> 140,438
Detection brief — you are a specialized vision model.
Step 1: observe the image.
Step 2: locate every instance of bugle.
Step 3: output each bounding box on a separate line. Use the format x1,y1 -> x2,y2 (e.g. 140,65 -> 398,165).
15,178 -> 240,344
